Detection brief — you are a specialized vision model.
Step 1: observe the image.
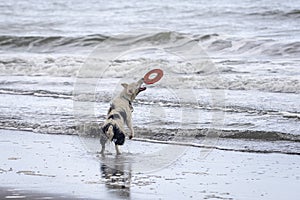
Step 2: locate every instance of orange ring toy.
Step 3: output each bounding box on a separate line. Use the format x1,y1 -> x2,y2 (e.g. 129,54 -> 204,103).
144,69 -> 164,84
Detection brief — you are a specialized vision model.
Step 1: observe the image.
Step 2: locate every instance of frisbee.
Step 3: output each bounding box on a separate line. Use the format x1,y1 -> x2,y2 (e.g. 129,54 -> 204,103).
143,69 -> 164,84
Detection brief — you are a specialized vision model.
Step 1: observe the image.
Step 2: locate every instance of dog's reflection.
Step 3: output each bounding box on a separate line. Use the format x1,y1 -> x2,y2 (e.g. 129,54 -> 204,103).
99,155 -> 132,199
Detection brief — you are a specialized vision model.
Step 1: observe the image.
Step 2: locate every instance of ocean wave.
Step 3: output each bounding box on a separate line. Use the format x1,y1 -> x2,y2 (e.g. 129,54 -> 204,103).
0,120 -> 78,135
1,121 -> 299,155
135,98 -> 300,119
0,32 -> 187,53
1,86 -> 299,121
135,127 -> 300,142
280,112 -> 300,120
0,55 -> 84,76
1,122 -> 299,155
1,119 -> 299,142
200,36 -> 300,57
0,110 -> 299,155
0,88 -> 72,99
248,9 -> 300,18
0,34 -> 107,53
154,74 -> 300,94
1,31 -> 299,57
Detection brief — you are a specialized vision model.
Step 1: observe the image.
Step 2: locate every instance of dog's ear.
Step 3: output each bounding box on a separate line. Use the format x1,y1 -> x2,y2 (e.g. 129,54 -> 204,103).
121,83 -> 128,88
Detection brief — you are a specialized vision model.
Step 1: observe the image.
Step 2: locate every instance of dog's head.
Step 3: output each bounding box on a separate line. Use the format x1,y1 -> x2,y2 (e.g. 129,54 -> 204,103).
121,78 -> 146,101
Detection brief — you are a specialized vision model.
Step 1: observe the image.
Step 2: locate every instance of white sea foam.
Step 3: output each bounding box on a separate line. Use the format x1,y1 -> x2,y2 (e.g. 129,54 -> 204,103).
1,54 -> 299,94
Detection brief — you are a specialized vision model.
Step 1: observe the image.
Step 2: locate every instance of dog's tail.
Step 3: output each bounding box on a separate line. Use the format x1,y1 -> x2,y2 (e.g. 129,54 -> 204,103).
107,125 -> 114,141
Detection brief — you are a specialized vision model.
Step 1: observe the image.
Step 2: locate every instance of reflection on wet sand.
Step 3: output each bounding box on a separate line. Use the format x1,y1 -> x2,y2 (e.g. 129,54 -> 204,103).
99,155 -> 132,199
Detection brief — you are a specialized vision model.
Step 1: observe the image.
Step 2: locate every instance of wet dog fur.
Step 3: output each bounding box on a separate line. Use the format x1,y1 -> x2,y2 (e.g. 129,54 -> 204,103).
100,78 -> 146,155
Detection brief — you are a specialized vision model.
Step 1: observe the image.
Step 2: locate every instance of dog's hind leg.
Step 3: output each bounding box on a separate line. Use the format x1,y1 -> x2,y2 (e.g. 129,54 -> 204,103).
100,137 -> 106,154
100,145 -> 105,154
100,125 -> 114,154
99,130 -> 107,154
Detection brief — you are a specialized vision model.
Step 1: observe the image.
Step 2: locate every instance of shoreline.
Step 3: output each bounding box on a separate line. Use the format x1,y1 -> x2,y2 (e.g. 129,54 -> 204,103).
1,129 -> 299,199
132,137 -> 300,155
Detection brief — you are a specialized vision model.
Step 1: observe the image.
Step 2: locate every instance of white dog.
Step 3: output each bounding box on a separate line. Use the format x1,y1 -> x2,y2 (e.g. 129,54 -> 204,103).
100,78 -> 146,155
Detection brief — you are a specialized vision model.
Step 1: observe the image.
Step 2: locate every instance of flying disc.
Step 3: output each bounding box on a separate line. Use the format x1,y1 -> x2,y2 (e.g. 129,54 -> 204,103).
144,69 -> 164,84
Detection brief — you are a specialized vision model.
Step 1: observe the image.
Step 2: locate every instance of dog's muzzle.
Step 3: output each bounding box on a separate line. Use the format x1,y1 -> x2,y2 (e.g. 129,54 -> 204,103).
139,86 -> 146,92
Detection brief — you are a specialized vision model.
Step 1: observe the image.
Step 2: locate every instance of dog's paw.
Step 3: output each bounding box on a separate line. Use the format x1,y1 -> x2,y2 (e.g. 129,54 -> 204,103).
129,135 -> 133,139
99,150 -> 104,155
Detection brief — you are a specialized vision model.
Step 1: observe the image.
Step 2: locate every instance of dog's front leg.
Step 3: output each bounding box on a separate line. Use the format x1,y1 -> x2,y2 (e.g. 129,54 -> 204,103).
126,117 -> 134,139
115,144 -> 121,155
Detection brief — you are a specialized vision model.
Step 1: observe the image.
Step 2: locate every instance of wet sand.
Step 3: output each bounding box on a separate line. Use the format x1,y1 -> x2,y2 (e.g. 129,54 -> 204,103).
0,129 -> 299,200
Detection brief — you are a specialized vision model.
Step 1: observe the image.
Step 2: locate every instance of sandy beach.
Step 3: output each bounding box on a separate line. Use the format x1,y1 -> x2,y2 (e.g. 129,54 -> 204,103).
1,129 -> 299,200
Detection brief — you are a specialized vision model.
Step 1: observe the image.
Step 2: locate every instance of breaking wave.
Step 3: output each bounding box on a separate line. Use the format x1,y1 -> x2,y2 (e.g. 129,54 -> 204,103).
247,9 -> 300,18
0,88 -> 72,99
1,31 -> 300,57
1,56 -> 299,94
0,113 -> 299,142
0,34 -> 107,53
0,55 -> 84,76
0,120 -> 299,155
